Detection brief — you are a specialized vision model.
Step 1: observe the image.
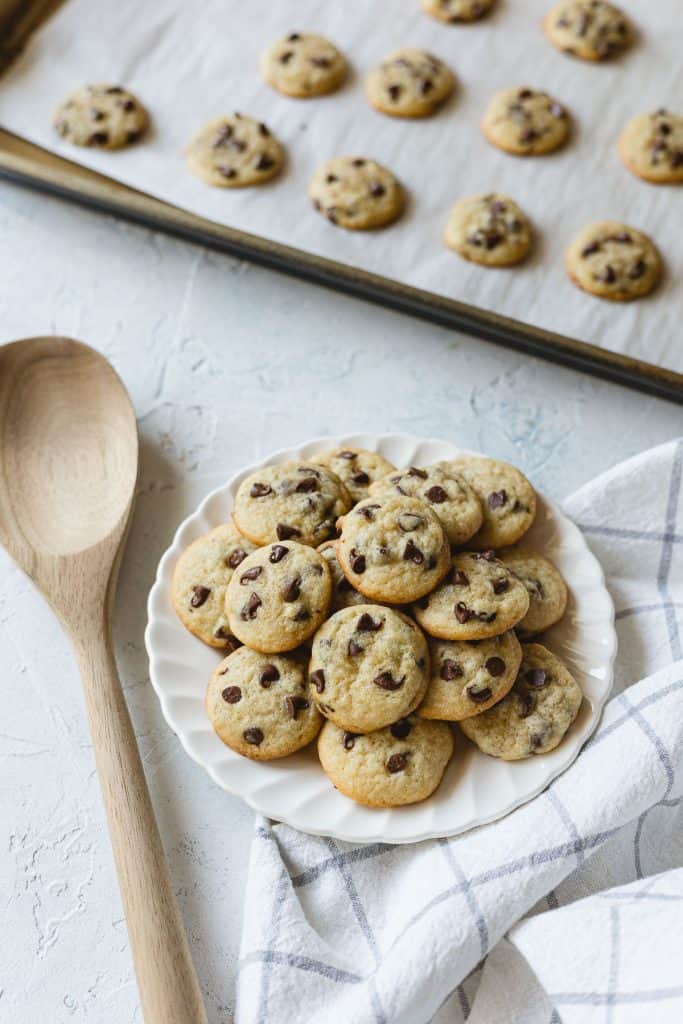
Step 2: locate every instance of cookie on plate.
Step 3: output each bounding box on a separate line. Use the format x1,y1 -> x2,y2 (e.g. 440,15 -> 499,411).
565,221 -> 662,301
413,551 -> 530,641
172,523 -> 257,649
543,1 -> 633,61
459,643 -> 582,759
444,193 -> 533,267
419,631 -> 522,720
186,114 -> 283,187
309,157 -> 404,230
207,646 -> 322,760
53,84 -> 148,149
261,32 -> 347,98
225,541 -> 332,652
337,494 -> 451,603
498,549 -> 568,638
365,49 -> 454,118
422,0 -> 495,23
317,541 -> 367,612
442,456 -> 537,549
318,715 -> 454,807
314,447 -> 396,504
309,605 -> 430,733
618,110 -> 683,184
482,87 -> 570,156
369,464 -> 483,547
233,461 -> 352,547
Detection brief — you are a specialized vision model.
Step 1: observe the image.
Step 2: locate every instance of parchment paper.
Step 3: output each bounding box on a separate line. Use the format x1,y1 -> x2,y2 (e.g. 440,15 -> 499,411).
1,0 -> 681,375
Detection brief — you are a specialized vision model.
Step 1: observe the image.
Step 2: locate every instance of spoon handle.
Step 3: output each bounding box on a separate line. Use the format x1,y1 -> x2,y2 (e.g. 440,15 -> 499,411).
74,630 -> 208,1024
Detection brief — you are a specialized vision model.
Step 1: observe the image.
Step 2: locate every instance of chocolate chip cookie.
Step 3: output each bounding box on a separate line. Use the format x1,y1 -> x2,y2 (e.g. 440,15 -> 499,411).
337,495 -> 451,604
413,551 -> 530,640
565,221 -> 662,301
317,541 -> 367,612
366,49 -> 455,118
482,87 -> 570,156
225,541 -> 332,652
318,715 -> 454,807
53,84 -> 148,149
444,193 -> 533,267
419,631 -> 522,720
498,549 -> 568,638
314,447 -> 396,504
544,1 -> 633,61
369,464 -> 483,547
309,157 -> 404,230
309,605 -> 430,733
459,643 -> 582,759
618,110 -> 683,184
261,32 -> 347,98
207,646 -> 322,760
172,523 -> 257,649
422,0 -> 495,23
186,114 -> 283,187
233,461 -> 352,547
442,456 -> 537,549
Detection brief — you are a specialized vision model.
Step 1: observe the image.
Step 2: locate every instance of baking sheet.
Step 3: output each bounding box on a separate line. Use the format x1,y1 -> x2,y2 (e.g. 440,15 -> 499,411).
0,0 -> 681,376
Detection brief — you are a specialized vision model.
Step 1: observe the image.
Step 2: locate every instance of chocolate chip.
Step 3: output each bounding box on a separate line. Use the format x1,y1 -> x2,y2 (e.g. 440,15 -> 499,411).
250,482 -> 272,497
611,232 -> 632,243
671,151 -> 683,168
518,692 -> 535,718
105,86 -> 124,94
369,182 -> 386,198
357,613 -> 383,632
351,470 -> 370,485
357,503 -> 380,520
122,99 -> 136,113
339,450 -> 356,459
596,265 -> 616,284
479,611 -> 497,623
374,671 -> 405,691
325,173 -> 338,185
226,548 -> 248,568
243,727 -> 264,746
403,539 -> 424,564
282,576 -> 301,602
269,544 -> 289,563
255,154 -> 275,172
352,158 -> 366,167
296,476 -> 319,494
277,523 -> 302,541
241,593 -> 262,620
452,570 -> 469,586
218,166 -> 236,180
343,732 -> 357,750
467,685 -> 493,703
221,685 -> 242,703
259,664 -> 280,687
259,122 -> 270,137
485,657 -> 506,677
455,602 -> 472,624
310,669 -> 326,693
398,513 -> 424,532
485,232 -> 503,250
90,108 -> 104,121
386,752 -> 408,773
440,659 -> 463,680
284,694 -> 310,719
88,132 -> 109,146
279,50 -> 294,63
190,585 -> 211,608
425,485 -> 447,503
628,259 -> 646,280
388,84 -> 402,101
294,609 -> 310,622
519,128 -> 537,144
310,56 -> 331,68
490,200 -> 507,215
349,549 -> 366,574
390,719 -> 412,740
526,668 -> 548,688
287,32 -> 301,41
581,241 -> 601,257
420,78 -> 434,96
347,639 -> 363,657
488,490 -> 507,509
408,467 -> 429,479
492,578 -> 509,595
518,88 -> 533,99
215,629 -> 240,652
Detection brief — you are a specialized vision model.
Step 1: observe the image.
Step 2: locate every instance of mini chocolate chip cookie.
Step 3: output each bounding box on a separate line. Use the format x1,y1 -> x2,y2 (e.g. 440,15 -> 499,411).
261,32 -> 347,98
413,551 -> 530,640
369,464 -> 483,547
337,494 -> 451,604
309,605 -> 430,733
172,523 -> 257,649
459,643 -> 582,760
618,110 -> 683,184
442,456 -> 537,550
225,542 -> 332,652
318,715 -> 453,807
444,193 -> 533,267
233,461 -> 352,547
422,0 -> 496,23
482,87 -> 570,156
366,49 -> 454,118
186,114 -> 283,188
309,157 -> 404,230
498,549 -> 568,638
419,631 -> 522,720
314,447 -> 396,504
544,1 -> 633,61
565,221 -> 662,301
53,84 -> 148,149
317,541 -> 367,611
207,646 -> 322,760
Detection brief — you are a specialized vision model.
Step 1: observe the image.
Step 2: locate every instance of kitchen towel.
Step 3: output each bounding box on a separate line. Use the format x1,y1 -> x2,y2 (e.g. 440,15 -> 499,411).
235,437 -> 683,1024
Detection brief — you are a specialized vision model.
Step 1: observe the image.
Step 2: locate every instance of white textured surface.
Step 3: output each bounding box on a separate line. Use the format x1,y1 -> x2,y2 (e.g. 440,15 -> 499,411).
0,175 -> 680,1023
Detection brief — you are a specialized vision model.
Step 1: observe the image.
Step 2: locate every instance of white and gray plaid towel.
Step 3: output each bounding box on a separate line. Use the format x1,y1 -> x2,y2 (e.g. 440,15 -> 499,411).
235,439 -> 683,1024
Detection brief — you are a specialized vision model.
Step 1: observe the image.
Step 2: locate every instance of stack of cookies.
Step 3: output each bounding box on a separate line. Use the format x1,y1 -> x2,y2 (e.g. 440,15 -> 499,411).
172,447 -> 582,808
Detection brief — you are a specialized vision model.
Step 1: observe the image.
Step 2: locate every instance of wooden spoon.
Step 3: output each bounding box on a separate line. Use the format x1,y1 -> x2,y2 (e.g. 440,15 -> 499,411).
0,336 -> 207,1024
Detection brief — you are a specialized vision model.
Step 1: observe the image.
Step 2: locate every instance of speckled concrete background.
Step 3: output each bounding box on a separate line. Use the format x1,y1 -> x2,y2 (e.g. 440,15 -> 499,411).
0,182 -> 680,1023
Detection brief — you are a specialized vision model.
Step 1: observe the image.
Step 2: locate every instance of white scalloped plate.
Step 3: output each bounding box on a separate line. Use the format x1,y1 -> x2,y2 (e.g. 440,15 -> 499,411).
145,434 -> 616,844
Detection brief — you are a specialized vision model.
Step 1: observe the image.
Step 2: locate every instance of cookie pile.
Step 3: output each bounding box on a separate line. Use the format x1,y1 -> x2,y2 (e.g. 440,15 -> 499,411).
173,447 -> 582,809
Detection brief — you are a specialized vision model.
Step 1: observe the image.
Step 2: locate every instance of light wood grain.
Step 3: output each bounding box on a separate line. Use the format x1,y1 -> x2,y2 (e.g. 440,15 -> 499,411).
0,336 -> 208,1024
